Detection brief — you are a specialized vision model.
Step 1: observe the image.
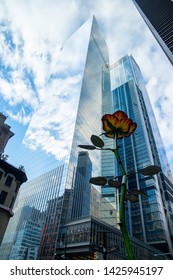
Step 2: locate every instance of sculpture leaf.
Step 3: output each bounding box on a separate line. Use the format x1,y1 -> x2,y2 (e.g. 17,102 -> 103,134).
90,176 -> 107,186
78,145 -> 96,150
129,189 -> 148,197
139,165 -> 161,176
108,179 -> 121,188
90,135 -> 104,148
126,194 -> 139,203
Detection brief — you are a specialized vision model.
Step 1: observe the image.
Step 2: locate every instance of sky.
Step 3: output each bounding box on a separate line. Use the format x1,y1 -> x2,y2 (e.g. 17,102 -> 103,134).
0,0 -> 173,179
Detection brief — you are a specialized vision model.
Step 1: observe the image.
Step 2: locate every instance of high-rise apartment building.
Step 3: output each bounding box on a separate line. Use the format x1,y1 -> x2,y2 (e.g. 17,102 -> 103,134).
132,0 -> 173,65
110,55 -> 173,256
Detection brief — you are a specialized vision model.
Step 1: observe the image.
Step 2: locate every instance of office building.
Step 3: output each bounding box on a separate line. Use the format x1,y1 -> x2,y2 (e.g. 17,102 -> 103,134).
0,166 -> 65,260
55,216 -> 168,260
132,0 -> 173,65
0,16 -> 113,260
0,165 -> 118,260
110,54 -> 173,257
0,17 -> 173,260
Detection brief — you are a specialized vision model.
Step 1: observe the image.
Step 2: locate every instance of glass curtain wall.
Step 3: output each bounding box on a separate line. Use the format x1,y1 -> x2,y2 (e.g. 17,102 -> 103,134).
0,165 -> 65,259
110,55 -> 173,254
0,16 -> 112,260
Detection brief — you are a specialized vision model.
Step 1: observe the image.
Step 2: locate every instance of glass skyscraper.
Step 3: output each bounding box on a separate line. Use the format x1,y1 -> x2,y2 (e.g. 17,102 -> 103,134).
0,17 -> 173,260
132,0 -> 173,65
110,55 -> 173,256
0,16 -> 113,260
0,166 -> 65,259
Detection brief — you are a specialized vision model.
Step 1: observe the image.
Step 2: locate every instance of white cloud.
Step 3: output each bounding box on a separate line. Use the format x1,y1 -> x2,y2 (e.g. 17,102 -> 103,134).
22,72 -> 82,161
6,107 -> 32,125
0,71 -> 38,108
1,0 -> 80,42
0,0 -> 173,172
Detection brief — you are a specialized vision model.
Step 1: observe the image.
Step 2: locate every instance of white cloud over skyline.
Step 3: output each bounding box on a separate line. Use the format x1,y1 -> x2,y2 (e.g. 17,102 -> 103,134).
0,0 -> 173,176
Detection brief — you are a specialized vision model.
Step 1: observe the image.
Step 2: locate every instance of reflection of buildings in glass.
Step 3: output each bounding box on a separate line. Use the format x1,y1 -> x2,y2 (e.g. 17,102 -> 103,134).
0,165 -> 65,259
110,55 -> 173,255
132,0 -> 173,65
0,204 -> 43,260
9,206 -> 43,260
71,151 -> 118,226
71,151 -> 92,220
101,63 -> 117,221
1,15 -> 173,260
20,15 -> 110,181
0,16 -> 113,260
38,195 -> 64,259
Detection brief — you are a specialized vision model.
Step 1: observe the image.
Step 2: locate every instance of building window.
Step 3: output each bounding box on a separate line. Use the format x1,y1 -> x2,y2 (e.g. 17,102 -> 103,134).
0,190 -> 8,204
5,175 -> 13,187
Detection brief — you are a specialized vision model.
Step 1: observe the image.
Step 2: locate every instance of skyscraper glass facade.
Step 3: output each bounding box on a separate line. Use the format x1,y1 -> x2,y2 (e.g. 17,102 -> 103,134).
101,65 -> 117,217
0,17 -> 173,260
132,0 -> 173,65
110,55 -> 173,255
0,166 -> 65,259
71,151 -> 92,220
0,16 -> 114,260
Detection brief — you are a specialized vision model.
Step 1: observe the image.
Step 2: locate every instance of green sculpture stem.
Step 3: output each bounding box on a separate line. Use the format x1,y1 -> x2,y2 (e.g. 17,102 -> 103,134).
113,136 -> 136,260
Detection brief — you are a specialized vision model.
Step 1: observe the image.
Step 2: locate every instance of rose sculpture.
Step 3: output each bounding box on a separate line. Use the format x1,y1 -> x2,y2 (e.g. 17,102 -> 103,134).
79,110 -> 161,260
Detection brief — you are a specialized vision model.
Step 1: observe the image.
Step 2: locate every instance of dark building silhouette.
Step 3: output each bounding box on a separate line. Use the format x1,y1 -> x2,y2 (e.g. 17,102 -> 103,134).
0,113 -> 14,156
132,0 -> 173,65
0,159 -> 27,245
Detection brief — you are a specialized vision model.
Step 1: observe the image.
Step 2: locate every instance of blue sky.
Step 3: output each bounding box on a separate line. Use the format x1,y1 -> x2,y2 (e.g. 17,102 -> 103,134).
0,0 -> 173,179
